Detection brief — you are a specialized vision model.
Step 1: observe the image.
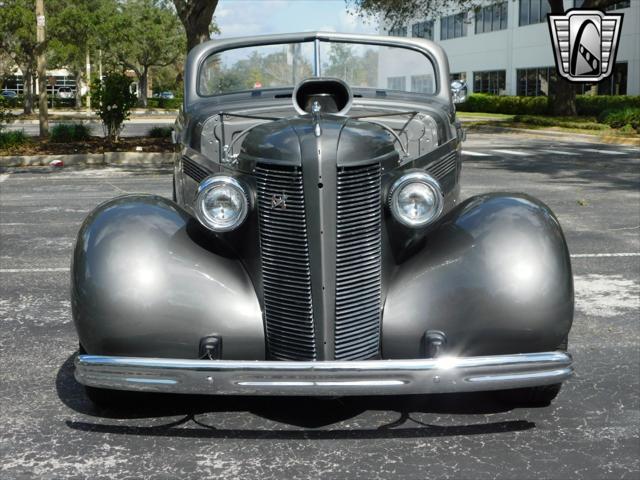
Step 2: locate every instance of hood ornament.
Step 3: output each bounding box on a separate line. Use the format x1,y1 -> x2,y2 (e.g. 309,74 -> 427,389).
311,100 -> 322,137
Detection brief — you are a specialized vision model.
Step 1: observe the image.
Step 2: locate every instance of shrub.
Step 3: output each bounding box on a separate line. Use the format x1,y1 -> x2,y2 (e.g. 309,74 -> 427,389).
457,94 -> 549,115
147,97 -> 181,109
0,130 -> 28,149
147,126 -> 173,138
92,73 -> 137,142
576,96 -> 640,116
457,94 -> 640,117
0,97 -> 14,132
597,107 -> 640,131
50,123 -> 92,142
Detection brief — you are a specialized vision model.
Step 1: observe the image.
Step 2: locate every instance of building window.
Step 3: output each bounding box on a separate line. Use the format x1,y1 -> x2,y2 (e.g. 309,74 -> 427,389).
576,62 -> 628,95
440,13 -> 468,40
519,0 -> 551,26
473,70 -> 506,94
412,20 -> 434,40
476,2 -> 508,34
388,25 -> 407,37
411,74 -> 434,93
574,0 -> 630,9
516,67 -> 557,96
451,72 -> 467,82
387,76 -> 406,91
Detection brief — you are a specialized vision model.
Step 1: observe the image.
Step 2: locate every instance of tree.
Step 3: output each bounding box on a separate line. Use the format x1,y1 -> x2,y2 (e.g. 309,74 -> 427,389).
113,0 -> 185,107
173,0 -> 219,53
48,0 -> 106,109
0,0 -> 38,114
346,0 -> 623,116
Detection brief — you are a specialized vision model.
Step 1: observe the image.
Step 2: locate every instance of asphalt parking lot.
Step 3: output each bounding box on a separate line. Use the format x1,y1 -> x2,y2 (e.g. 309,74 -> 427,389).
1,131 -> 638,479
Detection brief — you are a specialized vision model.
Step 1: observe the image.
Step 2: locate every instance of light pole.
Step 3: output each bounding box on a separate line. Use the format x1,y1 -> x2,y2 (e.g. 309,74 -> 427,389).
35,0 -> 48,137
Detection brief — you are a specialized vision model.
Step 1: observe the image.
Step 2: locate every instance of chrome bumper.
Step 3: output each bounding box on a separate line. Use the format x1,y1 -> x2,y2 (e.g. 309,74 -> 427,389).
75,351 -> 572,396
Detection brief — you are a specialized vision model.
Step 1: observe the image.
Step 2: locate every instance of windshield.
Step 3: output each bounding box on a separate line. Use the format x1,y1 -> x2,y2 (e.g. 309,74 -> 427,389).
198,40 -> 437,96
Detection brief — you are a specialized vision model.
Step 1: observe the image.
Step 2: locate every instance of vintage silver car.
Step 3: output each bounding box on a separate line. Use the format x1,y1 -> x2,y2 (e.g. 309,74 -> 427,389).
72,32 -> 573,407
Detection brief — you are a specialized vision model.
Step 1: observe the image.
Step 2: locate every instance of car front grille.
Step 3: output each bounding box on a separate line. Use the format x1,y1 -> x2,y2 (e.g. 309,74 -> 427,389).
334,164 -> 382,360
255,165 -> 317,361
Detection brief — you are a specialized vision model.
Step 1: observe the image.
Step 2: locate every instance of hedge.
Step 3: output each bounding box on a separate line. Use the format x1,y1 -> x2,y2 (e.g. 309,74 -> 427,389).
457,94 -> 640,116
146,97 -> 181,109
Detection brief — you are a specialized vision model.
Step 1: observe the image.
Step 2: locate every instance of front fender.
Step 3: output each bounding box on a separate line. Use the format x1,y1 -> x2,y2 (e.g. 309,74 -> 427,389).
71,195 -> 264,359
382,193 -> 573,358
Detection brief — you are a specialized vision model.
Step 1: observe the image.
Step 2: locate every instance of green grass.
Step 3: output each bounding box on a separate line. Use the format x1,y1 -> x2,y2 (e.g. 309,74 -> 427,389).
0,130 -> 29,149
457,112 -> 514,120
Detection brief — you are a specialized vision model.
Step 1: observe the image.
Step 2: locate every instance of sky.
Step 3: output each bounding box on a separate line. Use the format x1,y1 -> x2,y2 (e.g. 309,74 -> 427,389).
214,0 -> 381,38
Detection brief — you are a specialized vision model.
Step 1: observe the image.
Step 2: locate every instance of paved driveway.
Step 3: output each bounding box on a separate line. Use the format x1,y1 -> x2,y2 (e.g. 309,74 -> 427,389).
1,132 -> 638,479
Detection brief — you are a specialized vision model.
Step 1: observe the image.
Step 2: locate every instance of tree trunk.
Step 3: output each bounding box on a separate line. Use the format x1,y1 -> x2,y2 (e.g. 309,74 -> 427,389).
174,0 -> 219,53
139,67 -> 148,108
22,65 -> 33,115
550,79 -> 577,116
546,0 -> 578,116
75,70 -> 83,109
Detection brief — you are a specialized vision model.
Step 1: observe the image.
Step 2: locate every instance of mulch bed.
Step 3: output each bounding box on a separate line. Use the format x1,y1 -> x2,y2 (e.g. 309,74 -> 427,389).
1,136 -> 173,156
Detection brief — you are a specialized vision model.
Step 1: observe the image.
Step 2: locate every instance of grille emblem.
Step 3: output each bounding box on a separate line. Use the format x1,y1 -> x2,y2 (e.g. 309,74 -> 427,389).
271,192 -> 287,209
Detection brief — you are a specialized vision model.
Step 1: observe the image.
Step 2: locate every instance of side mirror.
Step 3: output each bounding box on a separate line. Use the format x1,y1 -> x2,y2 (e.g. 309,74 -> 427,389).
451,80 -> 468,104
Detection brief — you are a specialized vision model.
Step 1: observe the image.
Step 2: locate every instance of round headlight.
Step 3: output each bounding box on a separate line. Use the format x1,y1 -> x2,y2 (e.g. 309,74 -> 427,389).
389,172 -> 443,227
195,176 -> 249,232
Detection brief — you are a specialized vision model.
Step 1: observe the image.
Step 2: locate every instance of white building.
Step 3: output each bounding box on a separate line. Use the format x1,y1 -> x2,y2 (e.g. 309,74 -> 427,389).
384,0 -> 639,96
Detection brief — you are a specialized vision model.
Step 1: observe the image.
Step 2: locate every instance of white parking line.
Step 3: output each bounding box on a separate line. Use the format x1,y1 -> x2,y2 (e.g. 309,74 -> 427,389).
571,253 -> 639,258
491,149 -> 532,156
462,150 -> 491,157
0,267 -> 69,273
540,149 -> 575,156
0,173 -> 10,183
580,148 -> 625,155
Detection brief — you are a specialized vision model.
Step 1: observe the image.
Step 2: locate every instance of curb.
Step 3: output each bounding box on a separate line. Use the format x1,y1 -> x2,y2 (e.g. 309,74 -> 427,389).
0,152 -> 174,167
465,124 -> 640,146
9,117 -> 176,125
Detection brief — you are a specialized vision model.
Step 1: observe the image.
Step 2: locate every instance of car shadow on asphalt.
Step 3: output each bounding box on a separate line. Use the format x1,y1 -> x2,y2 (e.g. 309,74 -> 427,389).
56,353 -> 536,440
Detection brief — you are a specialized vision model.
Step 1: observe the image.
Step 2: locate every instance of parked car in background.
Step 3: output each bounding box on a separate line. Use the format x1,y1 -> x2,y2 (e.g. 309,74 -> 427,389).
160,91 -> 174,99
1,90 -> 18,99
72,32 -> 574,407
56,87 -> 75,99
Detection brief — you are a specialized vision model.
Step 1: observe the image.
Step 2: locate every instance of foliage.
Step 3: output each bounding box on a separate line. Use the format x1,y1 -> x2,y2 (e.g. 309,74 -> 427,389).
458,94 -> 640,117
0,130 -> 28,149
147,98 -> 182,109
50,122 -> 92,142
147,126 -> 173,138
173,0 -> 220,52
0,0 -> 38,114
92,73 -> 137,141
0,97 -> 14,132
577,96 -> 640,116
110,0 -> 185,107
457,94 -> 549,115
48,0 -> 112,109
597,108 -> 640,131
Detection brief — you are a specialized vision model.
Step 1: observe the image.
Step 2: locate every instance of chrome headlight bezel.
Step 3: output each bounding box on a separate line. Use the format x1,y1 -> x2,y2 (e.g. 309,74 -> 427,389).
195,175 -> 249,232
388,171 -> 444,228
